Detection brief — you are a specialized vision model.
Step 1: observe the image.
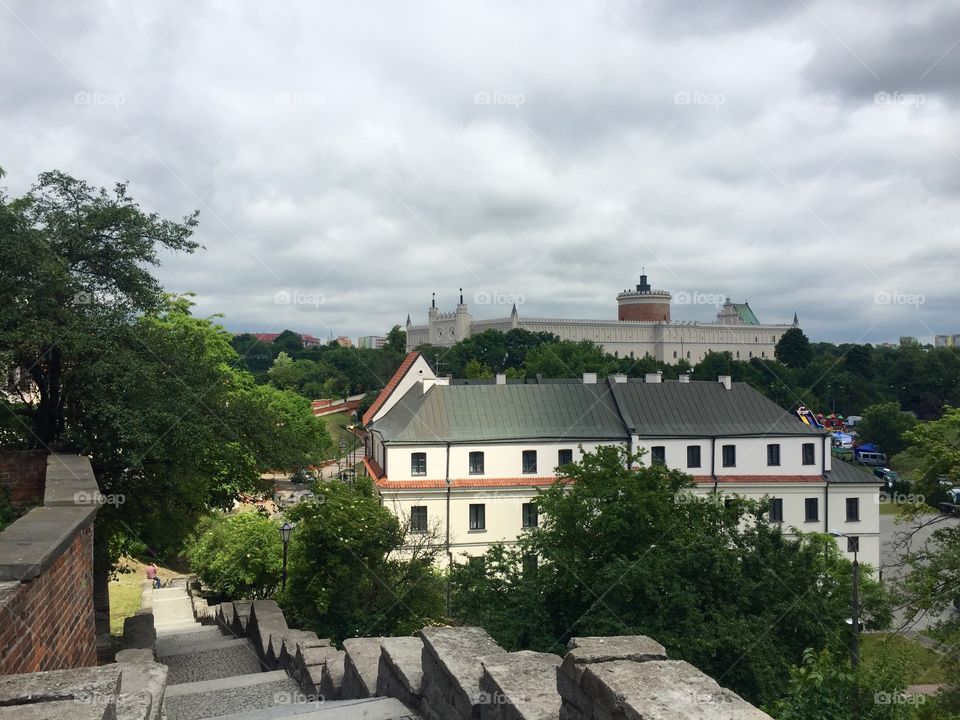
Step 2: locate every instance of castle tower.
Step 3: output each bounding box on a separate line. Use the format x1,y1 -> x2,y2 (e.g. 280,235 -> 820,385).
616,272 -> 671,322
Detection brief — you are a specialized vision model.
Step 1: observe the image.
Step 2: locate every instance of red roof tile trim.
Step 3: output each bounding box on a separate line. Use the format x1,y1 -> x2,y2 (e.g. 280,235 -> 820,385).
375,476 -> 565,490
363,456 -> 385,480
693,475 -> 823,484
362,350 -> 421,426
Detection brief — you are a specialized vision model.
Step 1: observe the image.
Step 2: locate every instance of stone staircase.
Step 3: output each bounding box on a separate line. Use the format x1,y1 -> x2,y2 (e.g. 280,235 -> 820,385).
153,582 -> 415,720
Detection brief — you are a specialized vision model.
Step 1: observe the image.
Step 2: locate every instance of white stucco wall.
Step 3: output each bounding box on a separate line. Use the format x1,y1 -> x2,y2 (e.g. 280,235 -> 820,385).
634,436 -> 830,476
369,354 -> 435,424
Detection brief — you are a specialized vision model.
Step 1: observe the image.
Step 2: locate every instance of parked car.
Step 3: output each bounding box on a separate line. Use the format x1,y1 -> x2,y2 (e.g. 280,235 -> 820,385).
873,467 -> 899,489
856,451 -> 887,467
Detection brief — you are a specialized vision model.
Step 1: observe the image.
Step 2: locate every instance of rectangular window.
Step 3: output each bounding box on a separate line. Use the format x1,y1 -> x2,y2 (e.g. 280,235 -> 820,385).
805,497 -> 819,522
469,451 -> 485,475
411,452 -> 427,476
846,497 -> 860,522
722,444 -> 736,468
686,445 -> 701,468
410,506 -> 427,534
558,449 -> 573,466
767,443 -> 781,466
802,443 -> 816,466
651,446 -> 666,466
522,502 -> 538,528
522,450 -> 538,474
770,498 -> 783,522
847,536 -> 860,553
469,503 -> 486,531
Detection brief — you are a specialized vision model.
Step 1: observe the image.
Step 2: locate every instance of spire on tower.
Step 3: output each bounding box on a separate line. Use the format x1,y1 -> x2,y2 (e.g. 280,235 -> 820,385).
793,312 -> 799,326
431,292 -> 435,309
459,288 -> 464,305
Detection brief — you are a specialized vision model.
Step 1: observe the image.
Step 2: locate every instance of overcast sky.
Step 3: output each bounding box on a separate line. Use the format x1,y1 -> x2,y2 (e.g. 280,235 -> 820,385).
3,1 -> 958,344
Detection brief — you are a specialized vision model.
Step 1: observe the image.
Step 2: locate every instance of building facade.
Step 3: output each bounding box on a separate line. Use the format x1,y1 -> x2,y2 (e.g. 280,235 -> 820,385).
363,352 -> 882,569
935,334 -> 960,348
357,335 -> 388,349
405,274 -> 798,363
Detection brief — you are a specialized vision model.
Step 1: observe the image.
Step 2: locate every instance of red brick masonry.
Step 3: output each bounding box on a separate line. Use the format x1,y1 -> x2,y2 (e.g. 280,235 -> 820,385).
0,450 -> 48,509
0,525 -> 97,674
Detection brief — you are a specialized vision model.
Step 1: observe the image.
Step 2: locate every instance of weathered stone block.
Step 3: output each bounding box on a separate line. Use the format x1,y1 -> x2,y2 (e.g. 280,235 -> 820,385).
0,664 -> 121,708
293,645 -> 342,687
420,626 -> 505,720
0,699 -> 113,720
246,599 -> 288,659
580,659 -> 772,720
319,649 -> 346,701
377,635 -> 424,709
121,613 -> 155,650
277,631 -> 328,672
479,651 -> 561,720
342,636 -> 386,699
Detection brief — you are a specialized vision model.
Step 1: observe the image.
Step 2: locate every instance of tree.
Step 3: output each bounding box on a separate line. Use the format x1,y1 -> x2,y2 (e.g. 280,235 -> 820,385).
385,325 -> 406,353
185,511 -> 283,598
280,477 -> 445,642
857,402 -> 917,456
775,328 -> 813,369
272,330 -> 305,354
464,359 -> 494,379
0,170 -> 199,445
450,445 -> 890,706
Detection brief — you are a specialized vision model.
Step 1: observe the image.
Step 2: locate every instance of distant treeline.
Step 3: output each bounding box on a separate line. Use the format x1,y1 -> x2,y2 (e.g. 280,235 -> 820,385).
233,327 -> 960,420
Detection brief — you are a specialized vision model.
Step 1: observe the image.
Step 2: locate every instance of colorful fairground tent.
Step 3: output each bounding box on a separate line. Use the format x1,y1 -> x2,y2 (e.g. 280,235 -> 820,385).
795,407 -> 850,431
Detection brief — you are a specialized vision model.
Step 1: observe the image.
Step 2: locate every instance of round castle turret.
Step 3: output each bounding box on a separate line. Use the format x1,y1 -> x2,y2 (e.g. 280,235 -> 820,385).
616,273 -> 671,322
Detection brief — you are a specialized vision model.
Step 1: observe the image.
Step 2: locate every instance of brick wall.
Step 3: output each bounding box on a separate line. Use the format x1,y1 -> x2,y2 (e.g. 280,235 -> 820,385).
0,450 -> 49,509
0,523 -> 97,674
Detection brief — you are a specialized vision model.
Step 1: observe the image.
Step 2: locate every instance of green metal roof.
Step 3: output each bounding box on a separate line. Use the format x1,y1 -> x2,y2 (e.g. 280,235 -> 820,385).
611,380 -> 823,437
828,460 -> 883,484
372,382 -> 627,443
733,303 -> 760,325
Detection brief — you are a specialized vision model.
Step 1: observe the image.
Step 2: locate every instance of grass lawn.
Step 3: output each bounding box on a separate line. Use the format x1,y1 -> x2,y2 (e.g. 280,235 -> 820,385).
861,633 -> 954,684
108,557 -> 185,637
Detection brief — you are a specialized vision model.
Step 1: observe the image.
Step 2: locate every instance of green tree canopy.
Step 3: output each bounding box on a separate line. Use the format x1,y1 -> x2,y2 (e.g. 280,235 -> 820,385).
775,327 -> 814,369
450,445 -> 890,706
857,401 -> 917,456
385,325 -> 406,353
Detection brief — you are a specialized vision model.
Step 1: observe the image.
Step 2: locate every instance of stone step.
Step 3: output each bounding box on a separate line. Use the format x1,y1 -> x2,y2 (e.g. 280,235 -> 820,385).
156,627 -> 227,656
210,697 -> 421,720
163,639 -> 265,685
163,670 -> 302,720
157,635 -> 243,659
155,622 -> 210,638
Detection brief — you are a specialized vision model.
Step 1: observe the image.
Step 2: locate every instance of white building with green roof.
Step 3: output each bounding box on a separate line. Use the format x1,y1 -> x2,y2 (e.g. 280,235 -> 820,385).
363,353 -> 882,570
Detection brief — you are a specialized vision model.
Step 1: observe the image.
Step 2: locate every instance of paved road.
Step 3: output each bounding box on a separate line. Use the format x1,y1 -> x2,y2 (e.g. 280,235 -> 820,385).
880,510 -> 959,631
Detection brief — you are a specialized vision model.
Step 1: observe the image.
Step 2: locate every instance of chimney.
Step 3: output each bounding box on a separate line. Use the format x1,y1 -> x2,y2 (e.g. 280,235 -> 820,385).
582,372 -> 597,385
678,373 -> 690,384
495,373 -> 506,385
611,374 -> 627,383
645,371 -> 663,384
718,375 -> 732,390
422,378 -> 435,393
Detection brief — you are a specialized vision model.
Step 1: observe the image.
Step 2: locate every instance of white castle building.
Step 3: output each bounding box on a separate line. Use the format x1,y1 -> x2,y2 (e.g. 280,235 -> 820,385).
405,273 -> 799,364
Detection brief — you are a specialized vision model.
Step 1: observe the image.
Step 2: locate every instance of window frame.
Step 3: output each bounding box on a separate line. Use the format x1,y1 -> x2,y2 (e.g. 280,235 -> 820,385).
469,503 -> 486,531
804,497 -> 819,522
721,444 -> 736,468
409,505 -> 428,534
770,498 -> 784,523
802,442 -> 816,466
411,452 -> 427,476
846,497 -> 860,522
767,443 -> 781,467
522,449 -> 538,475
521,502 -> 538,529
651,446 -> 666,466
686,445 -> 701,468
468,451 -> 485,475
847,536 -> 860,553
557,448 -> 573,467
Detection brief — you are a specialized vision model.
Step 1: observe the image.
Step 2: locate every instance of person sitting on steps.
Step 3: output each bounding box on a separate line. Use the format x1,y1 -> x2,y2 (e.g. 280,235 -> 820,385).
146,562 -> 161,589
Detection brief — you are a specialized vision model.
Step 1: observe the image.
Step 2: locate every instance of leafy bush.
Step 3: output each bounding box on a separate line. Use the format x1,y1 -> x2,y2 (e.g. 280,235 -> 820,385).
185,511 -> 282,598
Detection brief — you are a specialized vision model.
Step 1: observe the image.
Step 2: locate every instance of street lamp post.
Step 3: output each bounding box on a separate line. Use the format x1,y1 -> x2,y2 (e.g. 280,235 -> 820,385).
279,522 -> 295,590
830,528 -> 860,669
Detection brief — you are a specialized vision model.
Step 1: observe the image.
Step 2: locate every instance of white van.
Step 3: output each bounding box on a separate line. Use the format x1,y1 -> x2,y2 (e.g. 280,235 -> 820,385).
856,451 -> 887,467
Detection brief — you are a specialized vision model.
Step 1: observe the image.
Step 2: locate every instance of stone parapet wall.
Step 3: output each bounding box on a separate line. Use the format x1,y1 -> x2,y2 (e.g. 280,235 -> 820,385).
0,454 -> 102,675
